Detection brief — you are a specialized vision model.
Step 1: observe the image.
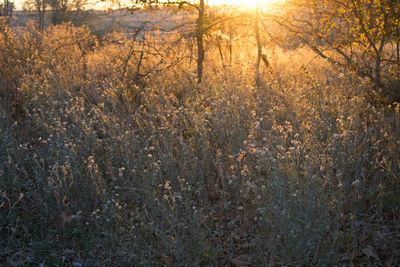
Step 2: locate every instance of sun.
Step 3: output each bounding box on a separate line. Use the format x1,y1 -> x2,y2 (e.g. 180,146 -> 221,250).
209,0 -> 284,9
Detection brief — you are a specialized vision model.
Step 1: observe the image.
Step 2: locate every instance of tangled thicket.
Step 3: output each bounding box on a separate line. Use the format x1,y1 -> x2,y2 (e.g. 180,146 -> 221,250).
1,22 -> 400,266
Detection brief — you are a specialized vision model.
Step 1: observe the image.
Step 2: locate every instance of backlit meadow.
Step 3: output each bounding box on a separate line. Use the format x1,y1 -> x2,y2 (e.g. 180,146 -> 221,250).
1,1 -> 400,265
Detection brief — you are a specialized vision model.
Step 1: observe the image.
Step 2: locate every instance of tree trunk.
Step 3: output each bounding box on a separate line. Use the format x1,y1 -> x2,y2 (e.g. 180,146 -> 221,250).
41,0 -> 46,29
229,29 -> 233,66
255,0 -> 262,85
36,0 -> 46,29
2,0 -> 8,16
397,40 -> 399,78
374,41 -> 385,89
196,0 -> 205,84
217,38 -> 225,69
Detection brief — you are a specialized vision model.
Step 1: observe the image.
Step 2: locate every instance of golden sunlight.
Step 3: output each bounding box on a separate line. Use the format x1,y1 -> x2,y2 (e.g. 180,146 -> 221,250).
13,0 -> 284,10
210,0 -> 284,9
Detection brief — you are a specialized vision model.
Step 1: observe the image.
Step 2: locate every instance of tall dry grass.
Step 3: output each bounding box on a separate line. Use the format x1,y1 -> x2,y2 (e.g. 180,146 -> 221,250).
0,22 -> 399,265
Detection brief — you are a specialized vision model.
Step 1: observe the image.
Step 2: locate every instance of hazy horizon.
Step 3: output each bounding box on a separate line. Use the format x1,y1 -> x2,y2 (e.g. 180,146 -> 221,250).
11,0 -> 280,12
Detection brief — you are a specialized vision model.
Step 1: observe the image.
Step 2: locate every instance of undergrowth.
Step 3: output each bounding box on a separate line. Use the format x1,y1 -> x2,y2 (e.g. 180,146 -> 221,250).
0,23 -> 399,266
